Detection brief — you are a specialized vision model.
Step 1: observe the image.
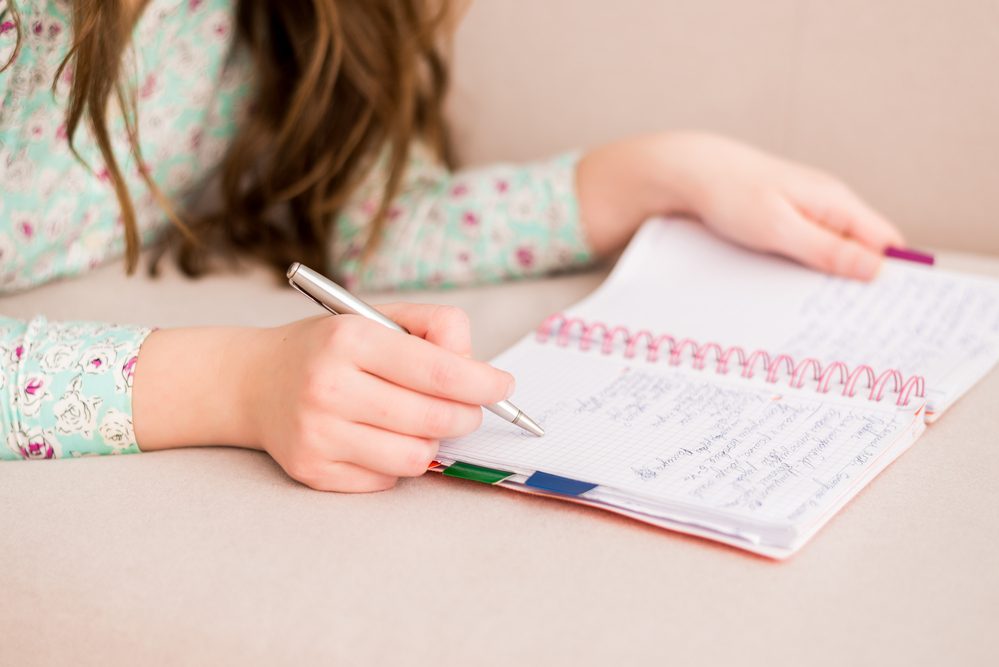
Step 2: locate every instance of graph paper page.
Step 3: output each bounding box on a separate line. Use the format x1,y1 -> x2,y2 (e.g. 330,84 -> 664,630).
440,341 -> 924,529
566,218 -> 999,413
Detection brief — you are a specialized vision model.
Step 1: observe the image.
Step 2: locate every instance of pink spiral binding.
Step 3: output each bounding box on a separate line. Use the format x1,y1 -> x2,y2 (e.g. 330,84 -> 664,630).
536,314 -> 926,407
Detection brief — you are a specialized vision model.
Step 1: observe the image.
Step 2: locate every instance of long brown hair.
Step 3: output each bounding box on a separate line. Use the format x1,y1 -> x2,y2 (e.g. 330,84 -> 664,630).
1,0 -> 452,277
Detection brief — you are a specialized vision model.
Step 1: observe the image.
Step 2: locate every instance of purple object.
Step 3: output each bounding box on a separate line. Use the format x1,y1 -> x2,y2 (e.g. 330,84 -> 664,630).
885,246 -> 935,266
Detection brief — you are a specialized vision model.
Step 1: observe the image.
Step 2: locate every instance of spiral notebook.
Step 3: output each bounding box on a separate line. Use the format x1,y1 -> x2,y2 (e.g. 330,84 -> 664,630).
436,218 -> 999,558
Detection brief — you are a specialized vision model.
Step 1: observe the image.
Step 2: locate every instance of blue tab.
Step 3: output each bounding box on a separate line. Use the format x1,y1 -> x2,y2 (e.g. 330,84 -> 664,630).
525,471 -> 597,496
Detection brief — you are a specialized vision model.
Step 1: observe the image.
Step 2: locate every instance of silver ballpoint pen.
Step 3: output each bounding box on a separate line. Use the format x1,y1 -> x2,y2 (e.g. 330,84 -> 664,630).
286,262 -> 545,437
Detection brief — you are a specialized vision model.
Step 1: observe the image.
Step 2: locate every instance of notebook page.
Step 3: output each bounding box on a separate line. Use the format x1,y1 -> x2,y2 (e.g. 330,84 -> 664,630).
440,340 -> 924,541
566,218 -> 999,414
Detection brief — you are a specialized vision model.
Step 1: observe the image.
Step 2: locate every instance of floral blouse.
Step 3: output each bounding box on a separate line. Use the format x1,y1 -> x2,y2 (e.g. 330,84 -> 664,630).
0,0 -> 593,460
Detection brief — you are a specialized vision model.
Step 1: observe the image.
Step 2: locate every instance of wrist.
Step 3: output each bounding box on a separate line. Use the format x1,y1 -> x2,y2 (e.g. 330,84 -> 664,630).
575,131 -> 706,256
132,326 -> 271,451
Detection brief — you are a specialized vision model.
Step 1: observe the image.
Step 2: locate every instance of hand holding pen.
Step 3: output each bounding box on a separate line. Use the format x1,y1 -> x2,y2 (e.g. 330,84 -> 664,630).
200,263 -> 542,494
287,263 -> 544,437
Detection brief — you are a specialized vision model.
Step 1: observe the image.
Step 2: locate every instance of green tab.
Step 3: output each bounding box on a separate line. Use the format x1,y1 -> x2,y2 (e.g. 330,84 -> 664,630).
443,461 -> 513,484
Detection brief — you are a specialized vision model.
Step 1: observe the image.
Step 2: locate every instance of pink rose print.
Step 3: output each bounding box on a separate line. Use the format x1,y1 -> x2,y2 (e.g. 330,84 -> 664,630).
450,183 -> 469,198
140,74 -> 157,99
495,179 -> 510,194
79,343 -> 117,374
203,11 -> 232,41
116,355 -> 138,393
515,246 -> 535,269
18,220 -> 34,240
7,429 -> 62,460
0,21 -> 16,35
462,211 -> 479,227
19,374 -> 50,417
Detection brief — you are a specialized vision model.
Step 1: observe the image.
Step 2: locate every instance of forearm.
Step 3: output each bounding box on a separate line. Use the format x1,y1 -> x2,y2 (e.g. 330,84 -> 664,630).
575,132 -> 703,256
131,327 -> 267,452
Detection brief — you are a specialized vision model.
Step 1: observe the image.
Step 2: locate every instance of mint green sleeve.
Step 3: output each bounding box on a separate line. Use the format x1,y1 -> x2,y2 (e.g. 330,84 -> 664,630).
330,146 -> 596,291
0,316 -> 151,460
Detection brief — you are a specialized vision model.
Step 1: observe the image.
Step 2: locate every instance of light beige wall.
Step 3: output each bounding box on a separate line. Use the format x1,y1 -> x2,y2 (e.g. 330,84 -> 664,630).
449,0 -> 999,253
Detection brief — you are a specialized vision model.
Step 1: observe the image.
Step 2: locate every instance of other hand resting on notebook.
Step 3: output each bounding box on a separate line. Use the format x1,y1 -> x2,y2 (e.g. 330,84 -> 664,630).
576,131 -> 905,280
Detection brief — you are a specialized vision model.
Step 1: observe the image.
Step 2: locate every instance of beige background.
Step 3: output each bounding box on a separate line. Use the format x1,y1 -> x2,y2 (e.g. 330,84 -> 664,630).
450,0 -> 999,253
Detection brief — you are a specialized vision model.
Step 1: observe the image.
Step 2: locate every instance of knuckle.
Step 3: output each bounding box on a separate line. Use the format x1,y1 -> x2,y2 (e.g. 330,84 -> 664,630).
300,365 -> 350,413
325,317 -> 365,353
435,305 -> 471,332
456,404 -> 483,435
749,184 -> 780,211
429,357 -> 458,395
422,400 -> 456,435
402,438 -> 439,476
491,370 -> 514,401
430,305 -> 473,355
283,452 -> 324,488
820,243 -> 848,273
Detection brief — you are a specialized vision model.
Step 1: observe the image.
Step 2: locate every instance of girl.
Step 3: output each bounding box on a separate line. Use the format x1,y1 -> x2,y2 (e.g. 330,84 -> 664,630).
0,0 -> 904,491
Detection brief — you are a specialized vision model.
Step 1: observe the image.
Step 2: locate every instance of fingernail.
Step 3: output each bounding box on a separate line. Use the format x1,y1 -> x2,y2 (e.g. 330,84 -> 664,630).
505,376 -> 516,399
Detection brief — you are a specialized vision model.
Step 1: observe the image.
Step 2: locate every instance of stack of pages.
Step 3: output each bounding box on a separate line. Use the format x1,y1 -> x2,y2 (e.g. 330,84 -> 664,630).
436,219 -> 999,558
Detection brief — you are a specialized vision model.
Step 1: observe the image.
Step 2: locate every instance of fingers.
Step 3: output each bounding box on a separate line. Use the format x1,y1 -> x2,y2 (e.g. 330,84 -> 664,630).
375,303 -> 473,356
284,419 -> 441,489
339,319 -> 514,405
344,370 -> 483,439
771,198 -> 884,280
335,421 -> 440,478
791,175 -> 905,251
295,460 -> 399,493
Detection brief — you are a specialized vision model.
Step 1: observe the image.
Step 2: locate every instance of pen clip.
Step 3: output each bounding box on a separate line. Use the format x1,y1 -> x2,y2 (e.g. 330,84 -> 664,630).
288,280 -> 341,317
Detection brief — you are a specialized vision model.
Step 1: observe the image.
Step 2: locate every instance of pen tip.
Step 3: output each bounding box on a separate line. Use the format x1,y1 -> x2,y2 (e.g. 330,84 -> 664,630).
514,412 -> 545,437
286,262 -> 301,280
